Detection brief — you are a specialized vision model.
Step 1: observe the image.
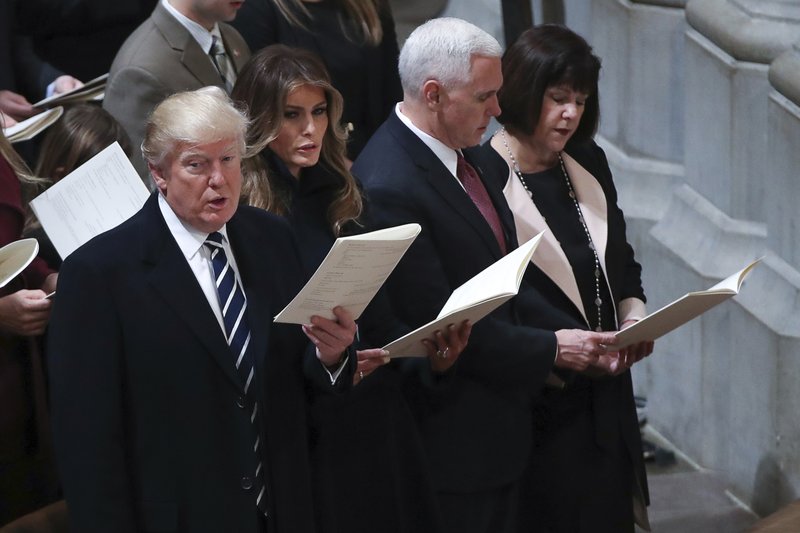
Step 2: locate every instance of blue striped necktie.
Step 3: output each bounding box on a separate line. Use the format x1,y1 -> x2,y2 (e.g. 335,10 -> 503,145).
204,232 -> 269,517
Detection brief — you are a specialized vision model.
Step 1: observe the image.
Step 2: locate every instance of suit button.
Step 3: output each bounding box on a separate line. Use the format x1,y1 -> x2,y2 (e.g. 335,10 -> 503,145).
236,396 -> 246,409
241,476 -> 253,490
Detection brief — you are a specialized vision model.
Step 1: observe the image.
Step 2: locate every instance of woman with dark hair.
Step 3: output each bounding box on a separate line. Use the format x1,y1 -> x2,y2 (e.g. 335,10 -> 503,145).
231,0 -> 402,160
474,25 -> 654,532
231,44 -> 470,533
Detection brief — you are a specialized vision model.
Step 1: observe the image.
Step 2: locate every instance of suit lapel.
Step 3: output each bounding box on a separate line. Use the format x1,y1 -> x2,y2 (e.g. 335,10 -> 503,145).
152,2 -> 228,88
502,165 -> 587,324
141,195 -> 244,391
563,153 -> 608,276
219,25 -> 248,73
501,152 -> 612,327
388,115 -> 506,259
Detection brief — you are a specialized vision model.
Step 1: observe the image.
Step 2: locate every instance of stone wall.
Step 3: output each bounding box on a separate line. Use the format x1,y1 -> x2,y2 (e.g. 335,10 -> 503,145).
570,0 -> 800,516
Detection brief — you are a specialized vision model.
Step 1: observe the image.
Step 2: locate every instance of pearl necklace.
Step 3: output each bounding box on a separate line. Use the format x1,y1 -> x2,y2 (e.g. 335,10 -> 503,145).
497,128 -> 604,331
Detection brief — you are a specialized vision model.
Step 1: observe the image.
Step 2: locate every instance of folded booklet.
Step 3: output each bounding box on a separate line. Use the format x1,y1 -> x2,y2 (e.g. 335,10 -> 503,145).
0,238 -> 39,289
610,258 -> 761,350
383,231 -> 545,357
34,73 -> 108,108
274,224 -> 422,324
3,106 -> 63,143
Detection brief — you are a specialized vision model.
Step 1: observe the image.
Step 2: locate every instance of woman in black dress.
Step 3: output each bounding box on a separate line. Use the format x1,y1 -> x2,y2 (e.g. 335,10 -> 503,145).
474,25 -> 655,533
231,44 -> 470,533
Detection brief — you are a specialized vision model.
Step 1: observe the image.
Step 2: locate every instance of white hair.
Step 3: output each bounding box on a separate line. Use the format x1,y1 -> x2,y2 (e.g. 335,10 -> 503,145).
398,17 -> 502,100
142,86 -> 248,167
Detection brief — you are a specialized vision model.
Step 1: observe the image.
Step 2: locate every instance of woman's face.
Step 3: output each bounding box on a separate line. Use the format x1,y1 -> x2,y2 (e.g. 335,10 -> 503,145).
530,84 -> 588,156
269,84 -> 329,177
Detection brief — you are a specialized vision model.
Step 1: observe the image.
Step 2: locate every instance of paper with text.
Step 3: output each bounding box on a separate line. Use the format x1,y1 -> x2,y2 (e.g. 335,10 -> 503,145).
274,223 -> 422,324
611,258 -> 761,350
29,142 -> 149,259
383,231 -> 544,357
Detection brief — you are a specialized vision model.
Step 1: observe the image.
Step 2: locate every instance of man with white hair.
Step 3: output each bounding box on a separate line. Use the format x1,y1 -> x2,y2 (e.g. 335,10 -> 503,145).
49,87 -> 356,533
353,18 -> 617,533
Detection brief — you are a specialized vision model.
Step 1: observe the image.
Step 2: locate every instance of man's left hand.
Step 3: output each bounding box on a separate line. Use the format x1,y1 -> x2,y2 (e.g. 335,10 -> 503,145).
303,306 -> 357,367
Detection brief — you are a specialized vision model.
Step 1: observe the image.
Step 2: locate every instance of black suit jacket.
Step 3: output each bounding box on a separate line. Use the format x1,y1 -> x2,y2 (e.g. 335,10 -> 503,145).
48,194 -> 349,533
352,111 -> 557,493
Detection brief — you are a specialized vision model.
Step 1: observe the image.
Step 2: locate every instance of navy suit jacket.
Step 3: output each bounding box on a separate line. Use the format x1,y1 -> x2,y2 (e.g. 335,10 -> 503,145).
48,194 -> 349,533
352,111 -> 557,493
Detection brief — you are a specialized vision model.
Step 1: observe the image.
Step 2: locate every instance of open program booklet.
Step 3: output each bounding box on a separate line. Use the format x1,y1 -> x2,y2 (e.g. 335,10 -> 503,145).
383,231 -> 545,357
274,224 -> 422,324
610,258 -> 761,350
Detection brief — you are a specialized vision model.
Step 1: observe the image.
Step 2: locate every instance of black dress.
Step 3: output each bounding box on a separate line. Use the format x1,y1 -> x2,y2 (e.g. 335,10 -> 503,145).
474,140 -> 649,533
262,151 -> 444,533
233,0 -> 402,159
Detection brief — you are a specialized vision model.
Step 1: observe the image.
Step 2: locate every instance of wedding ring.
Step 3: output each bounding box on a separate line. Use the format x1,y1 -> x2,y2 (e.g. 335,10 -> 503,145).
436,347 -> 449,359
359,371 -> 364,380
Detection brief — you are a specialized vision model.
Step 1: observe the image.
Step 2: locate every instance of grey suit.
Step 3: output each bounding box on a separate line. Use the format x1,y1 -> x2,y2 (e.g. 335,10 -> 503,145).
103,2 -> 250,179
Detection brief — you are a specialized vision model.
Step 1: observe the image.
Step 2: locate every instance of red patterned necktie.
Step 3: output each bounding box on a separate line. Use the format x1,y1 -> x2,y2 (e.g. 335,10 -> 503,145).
456,153 -> 507,255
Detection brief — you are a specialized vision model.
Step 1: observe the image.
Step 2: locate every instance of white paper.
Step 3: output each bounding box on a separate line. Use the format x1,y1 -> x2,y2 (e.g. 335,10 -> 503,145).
274,224 -> 422,324
611,258 -> 761,350
383,231 -> 545,357
29,142 -> 149,259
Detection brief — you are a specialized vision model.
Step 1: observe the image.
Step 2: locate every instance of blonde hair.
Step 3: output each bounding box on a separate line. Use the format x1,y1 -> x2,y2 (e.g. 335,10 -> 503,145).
273,0 -> 384,46
231,45 -> 362,236
142,86 -> 248,169
0,127 -> 38,185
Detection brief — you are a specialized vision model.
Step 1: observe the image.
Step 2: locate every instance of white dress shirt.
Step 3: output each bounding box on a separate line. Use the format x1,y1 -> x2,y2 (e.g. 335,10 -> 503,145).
158,194 -> 347,383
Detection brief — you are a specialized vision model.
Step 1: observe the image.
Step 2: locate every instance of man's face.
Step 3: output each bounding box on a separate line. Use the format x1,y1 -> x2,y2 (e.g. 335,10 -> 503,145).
151,137 -> 242,233
435,55 -> 502,150
185,0 -> 244,29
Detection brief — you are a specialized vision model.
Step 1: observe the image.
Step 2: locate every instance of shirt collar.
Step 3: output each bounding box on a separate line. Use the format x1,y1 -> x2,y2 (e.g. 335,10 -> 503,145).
394,103 -> 459,179
162,0 -> 220,54
158,193 -> 230,260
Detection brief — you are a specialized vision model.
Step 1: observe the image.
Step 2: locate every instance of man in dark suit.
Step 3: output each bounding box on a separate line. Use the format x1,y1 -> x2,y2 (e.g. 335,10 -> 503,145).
352,17 -> 618,533
104,0 -> 250,178
48,87 -> 356,533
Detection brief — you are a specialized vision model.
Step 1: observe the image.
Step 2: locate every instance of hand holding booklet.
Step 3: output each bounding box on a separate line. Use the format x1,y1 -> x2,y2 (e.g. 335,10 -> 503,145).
274,224 -> 422,324
383,231 -> 545,357
610,258 -> 761,350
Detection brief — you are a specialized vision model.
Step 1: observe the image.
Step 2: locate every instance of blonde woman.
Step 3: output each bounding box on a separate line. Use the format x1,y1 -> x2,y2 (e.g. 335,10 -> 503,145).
232,0 -> 402,159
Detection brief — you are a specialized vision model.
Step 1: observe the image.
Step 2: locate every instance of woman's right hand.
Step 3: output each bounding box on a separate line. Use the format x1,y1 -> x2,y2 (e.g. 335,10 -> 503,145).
0,289 -> 53,336
553,329 -> 618,372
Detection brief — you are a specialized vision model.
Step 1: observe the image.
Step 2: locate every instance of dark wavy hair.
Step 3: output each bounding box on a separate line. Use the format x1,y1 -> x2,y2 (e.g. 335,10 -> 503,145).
497,24 -> 601,142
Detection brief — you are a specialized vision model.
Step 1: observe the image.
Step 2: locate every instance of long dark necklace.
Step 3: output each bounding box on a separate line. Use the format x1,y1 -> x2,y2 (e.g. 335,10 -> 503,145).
498,128 -> 604,331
